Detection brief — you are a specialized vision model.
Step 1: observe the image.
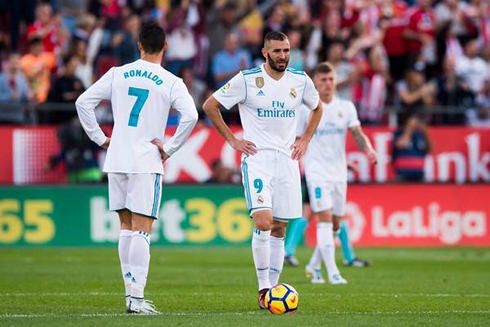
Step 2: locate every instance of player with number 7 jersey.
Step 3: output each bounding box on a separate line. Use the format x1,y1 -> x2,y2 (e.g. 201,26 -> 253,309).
75,22 -> 198,314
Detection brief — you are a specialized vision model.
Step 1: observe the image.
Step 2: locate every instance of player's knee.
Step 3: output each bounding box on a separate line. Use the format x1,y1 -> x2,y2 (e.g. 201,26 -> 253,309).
254,219 -> 272,231
118,209 -> 132,230
271,223 -> 287,238
317,210 -> 333,222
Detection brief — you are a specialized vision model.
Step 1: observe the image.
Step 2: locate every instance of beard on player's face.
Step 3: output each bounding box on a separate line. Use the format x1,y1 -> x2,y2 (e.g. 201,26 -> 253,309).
266,52 -> 289,72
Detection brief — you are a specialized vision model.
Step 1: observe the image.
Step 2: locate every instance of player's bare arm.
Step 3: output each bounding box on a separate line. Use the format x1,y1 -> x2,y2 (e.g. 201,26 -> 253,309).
350,126 -> 377,164
203,95 -> 257,155
291,101 -> 323,160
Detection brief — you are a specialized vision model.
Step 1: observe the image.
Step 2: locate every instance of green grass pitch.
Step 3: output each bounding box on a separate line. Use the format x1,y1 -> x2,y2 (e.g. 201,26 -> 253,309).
1,247 -> 489,326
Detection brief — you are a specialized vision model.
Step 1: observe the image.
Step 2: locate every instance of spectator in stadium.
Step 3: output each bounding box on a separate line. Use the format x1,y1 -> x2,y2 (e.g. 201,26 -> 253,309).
45,118 -> 103,183
0,53 -> 32,103
48,55 -> 86,104
211,32 -> 251,88
20,37 -> 56,103
180,66 -> 207,111
392,114 -> 433,182
455,38 -> 489,98
326,41 -> 358,101
395,63 -> 436,122
381,0 -> 409,82
6,0 -> 36,52
165,1 -> 198,76
403,0 -> 436,66
287,29 -> 305,71
207,1 -> 239,60
436,56 -> 474,124
434,0 -> 468,36
263,4 -> 287,36
205,159 -> 235,184
358,46 -> 389,125
71,38 -> 94,89
27,2 -> 67,54
467,97 -> 490,127
112,14 -> 141,65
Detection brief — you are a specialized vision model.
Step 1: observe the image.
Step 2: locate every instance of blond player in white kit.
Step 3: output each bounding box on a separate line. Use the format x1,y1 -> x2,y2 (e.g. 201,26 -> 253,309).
75,22 -> 198,314
297,62 -> 377,285
203,31 -> 323,309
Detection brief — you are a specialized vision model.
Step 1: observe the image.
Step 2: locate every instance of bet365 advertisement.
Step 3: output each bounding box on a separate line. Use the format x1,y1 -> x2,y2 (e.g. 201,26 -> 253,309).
0,184 -> 488,247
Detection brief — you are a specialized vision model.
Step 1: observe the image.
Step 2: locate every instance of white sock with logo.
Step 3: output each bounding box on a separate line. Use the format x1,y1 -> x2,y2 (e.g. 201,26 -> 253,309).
317,222 -> 340,278
118,230 -> 133,298
269,235 -> 285,287
129,231 -> 151,299
252,229 -> 271,291
308,247 -> 322,270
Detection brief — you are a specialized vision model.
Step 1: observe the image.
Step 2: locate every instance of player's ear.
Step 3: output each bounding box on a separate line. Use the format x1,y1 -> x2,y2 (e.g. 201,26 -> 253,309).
261,47 -> 267,59
163,42 -> 168,52
137,42 -> 143,52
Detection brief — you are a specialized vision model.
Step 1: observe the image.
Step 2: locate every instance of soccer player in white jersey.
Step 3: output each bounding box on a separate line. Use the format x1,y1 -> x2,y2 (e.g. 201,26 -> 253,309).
297,62 -> 377,284
203,31 -> 323,309
75,22 -> 198,314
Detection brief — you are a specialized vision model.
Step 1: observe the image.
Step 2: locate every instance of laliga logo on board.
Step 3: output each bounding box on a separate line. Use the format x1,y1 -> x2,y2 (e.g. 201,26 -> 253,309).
345,201 -> 487,245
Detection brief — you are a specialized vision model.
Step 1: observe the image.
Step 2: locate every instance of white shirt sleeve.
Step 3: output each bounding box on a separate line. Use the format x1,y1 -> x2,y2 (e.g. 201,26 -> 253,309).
212,72 -> 246,110
163,79 -> 198,156
296,104 -> 309,137
301,75 -> 320,110
347,101 -> 361,128
75,67 -> 114,146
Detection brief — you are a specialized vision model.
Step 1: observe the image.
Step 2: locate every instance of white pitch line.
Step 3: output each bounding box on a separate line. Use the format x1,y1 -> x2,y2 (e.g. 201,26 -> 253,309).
1,310 -> 490,319
2,292 -> 490,298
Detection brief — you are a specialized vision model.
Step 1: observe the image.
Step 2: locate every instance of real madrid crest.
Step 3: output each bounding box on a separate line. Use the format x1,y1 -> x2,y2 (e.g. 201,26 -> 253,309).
257,195 -> 264,204
255,77 -> 264,88
289,88 -> 297,99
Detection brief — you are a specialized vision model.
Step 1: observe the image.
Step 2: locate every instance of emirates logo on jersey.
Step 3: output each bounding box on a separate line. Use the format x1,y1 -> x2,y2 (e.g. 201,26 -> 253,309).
289,88 -> 297,99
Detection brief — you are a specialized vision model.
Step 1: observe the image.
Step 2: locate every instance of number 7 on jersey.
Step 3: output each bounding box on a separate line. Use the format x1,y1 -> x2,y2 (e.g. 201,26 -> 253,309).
128,87 -> 149,127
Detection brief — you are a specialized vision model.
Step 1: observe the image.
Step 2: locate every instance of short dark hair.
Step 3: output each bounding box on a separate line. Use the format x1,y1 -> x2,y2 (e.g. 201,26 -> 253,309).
139,21 -> 166,54
264,31 -> 288,47
314,62 -> 335,76
29,37 -> 43,47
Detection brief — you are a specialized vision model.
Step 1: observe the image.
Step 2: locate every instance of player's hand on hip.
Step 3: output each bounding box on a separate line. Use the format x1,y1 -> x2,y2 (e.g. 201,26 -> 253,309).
151,139 -> 170,163
230,138 -> 257,155
367,148 -> 378,165
101,137 -> 111,150
291,137 -> 308,160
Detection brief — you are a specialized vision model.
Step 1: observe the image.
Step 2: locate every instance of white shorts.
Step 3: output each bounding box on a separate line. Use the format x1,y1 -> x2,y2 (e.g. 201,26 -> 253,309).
108,173 -> 163,218
307,180 -> 347,216
241,151 -> 302,220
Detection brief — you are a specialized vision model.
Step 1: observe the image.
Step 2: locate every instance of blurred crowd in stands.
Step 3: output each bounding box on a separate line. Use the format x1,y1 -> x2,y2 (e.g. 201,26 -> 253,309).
0,0 -> 489,127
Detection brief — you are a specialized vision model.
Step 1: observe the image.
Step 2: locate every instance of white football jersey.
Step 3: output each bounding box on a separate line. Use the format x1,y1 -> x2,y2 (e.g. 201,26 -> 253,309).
298,97 -> 360,182
76,59 -> 198,174
213,64 -> 319,156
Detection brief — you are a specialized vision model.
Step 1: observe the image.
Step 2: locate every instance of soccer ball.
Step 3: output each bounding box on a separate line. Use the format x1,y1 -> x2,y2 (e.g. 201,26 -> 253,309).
264,283 -> 299,314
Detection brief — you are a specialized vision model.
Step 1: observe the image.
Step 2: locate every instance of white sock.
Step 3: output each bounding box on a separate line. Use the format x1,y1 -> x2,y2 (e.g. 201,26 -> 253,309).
269,235 -> 285,287
317,222 -> 340,278
252,228 -> 271,291
118,229 -> 132,297
129,231 -> 151,299
308,247 -> 322,270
